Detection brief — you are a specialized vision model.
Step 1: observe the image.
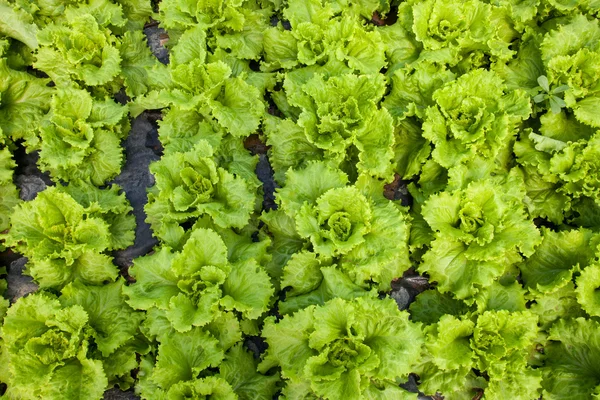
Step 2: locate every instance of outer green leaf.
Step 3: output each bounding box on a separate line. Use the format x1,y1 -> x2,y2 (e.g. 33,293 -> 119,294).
219,344 -> 280,400
426,314 -> 475,371
276,161 -> 348,217
279,265 -> 373,314
528,282 -> 585,331
123,247 -> 179,310
575,262 -> 600,317
152,328 -> 224,389
519,228 -> 599,293
542,318 -> 600,400
60,279 -> 143,357
0,2 -> 38,49
166,376 -> 237,399
221,259 -> 274,320
409,289 -> 472,325
340,200 -> 411,291
41,359 -> 108,400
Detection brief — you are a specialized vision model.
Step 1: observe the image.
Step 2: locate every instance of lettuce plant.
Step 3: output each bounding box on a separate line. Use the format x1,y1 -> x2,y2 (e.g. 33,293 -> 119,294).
420,175 -> 541,300
38,87 -> 129,185
123,227 -> 273,332
407,0 -> 515,65
34,14 -> 122,89
133,59 -> 264,138
423,69 -> 531,170
0,280 -> 144,399
261,0 -> 387,73
271,72 -> 395,179
3,182 -> 134,290
33,9 -> 165,98
144,141 -> 257,247
0,56 -> 52,149
260,296 -> 423,400
269,161 -> 411,292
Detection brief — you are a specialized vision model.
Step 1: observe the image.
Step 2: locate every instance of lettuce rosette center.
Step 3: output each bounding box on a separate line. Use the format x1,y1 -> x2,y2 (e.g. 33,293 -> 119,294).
296,187 -> 372,257
174,166 -> 217,211
457,201 -> 494,244
27,328 -> 81,365
446,97 -> 494,142
323,338 -> 372,370
429,16 -> 464,44
166,150 -> 220,214
327,211 -> 353,241
316,96 -> 362,139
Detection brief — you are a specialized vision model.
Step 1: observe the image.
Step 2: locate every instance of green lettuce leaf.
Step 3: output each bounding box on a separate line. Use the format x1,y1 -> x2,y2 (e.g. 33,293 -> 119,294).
542,318 -> 600,399
219,343 -> 280,400
275,161 -> 348,217
519,227 -> 600,293
0,2 -> 38,49
409,289 -> 472,325
280,259 -> 374,314
259,209 -> 307,284
0,147 -> 19,250
426,314 -> 475,371
527,282 -> 586,331
575,261 -> 600,317
263,115 -> 325,184
119,30 -> 171,98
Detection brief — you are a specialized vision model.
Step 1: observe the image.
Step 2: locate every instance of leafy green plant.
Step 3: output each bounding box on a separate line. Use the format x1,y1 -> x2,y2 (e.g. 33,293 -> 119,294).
144,140 -> 258,248
533,75 -> 569,114
38,87 -> 130,185
123,227 -> 274,332
2,0 -> 600,399
260,296 -> 423,399
3,182 -> 134,290
0,280 -> 145,398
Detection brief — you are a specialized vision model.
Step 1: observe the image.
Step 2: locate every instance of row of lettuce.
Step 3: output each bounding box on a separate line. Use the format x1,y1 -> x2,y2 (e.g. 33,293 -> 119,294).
1,0 -> 600,399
